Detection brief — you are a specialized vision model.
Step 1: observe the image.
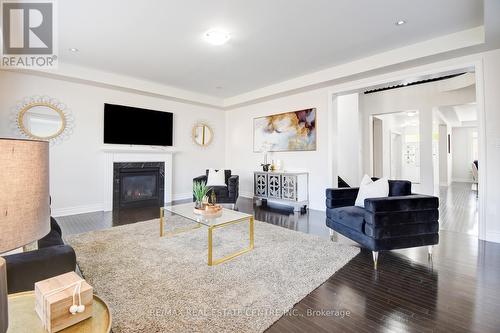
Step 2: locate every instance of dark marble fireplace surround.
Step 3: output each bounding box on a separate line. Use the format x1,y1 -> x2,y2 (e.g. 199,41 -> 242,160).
113,162 -> 165,209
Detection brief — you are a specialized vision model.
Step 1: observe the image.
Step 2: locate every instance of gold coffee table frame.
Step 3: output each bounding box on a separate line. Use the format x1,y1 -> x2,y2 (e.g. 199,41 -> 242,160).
160,205 -> 255,266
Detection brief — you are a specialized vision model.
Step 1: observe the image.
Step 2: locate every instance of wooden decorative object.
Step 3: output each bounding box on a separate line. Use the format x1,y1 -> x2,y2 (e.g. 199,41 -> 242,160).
8,291 -> 111,333
193,204 -> 223,217
35,272 -> 93,333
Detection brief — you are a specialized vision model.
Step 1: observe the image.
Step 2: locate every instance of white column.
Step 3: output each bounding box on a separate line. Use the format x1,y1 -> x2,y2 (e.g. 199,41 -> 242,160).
419,106 -> 434,195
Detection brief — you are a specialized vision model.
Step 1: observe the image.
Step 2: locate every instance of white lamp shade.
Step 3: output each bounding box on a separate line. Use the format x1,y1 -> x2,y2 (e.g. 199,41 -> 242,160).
0,138 -> 50,253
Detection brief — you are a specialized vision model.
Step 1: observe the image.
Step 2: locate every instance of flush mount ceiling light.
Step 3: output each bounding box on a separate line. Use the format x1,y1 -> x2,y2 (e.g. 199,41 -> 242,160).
203,29 -> 231,45
69,48 -> 79,52
395,20 -> 407,26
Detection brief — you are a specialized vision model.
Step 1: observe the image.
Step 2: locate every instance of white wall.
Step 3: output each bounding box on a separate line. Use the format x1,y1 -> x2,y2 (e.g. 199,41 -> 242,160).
451,127 -> 477,182
225,88 -> 330,211
337,93 -> 361,187
0,71 -> 226,215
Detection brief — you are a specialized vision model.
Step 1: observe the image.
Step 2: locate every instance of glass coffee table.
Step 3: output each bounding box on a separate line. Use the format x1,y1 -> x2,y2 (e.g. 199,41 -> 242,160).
160,203 -> 254,266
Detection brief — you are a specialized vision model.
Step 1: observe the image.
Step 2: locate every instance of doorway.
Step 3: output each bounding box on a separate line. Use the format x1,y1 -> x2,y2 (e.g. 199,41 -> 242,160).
371,111 -> 421,186
329,65 -> 485,239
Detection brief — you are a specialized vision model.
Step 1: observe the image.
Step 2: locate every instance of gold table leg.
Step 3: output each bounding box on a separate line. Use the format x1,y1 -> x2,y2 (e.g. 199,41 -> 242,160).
208,216 -> 255,266
160,207 -> 201,237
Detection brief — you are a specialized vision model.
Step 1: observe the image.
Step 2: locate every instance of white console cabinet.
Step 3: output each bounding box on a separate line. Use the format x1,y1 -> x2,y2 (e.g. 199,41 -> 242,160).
254,171 -> 308,212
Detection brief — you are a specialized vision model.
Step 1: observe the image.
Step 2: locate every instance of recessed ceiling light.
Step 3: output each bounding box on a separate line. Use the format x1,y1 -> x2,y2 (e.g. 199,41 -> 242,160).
203,29 -> 231,46
69,48 -> 79,52
395,20 -> 407,26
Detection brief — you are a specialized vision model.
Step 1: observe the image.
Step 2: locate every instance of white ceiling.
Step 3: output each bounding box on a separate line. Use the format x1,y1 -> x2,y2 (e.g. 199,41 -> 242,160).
454,104 -> 477,122
439,103 -> 477,127
58,0 -> 483,98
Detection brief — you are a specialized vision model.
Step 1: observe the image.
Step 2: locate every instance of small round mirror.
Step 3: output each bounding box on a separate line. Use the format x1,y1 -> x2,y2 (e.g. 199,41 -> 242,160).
192,123 -> 213,147
19,104 -> 65,140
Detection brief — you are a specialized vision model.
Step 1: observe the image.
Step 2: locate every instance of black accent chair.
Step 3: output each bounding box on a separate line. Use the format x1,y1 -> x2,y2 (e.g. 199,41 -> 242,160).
193,170 -> 239,208
325,180 -> 439,268
4,217 -> 76,293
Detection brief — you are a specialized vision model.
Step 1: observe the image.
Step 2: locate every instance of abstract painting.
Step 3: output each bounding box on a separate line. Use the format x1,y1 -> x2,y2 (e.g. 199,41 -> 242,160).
253,108 -> 316,152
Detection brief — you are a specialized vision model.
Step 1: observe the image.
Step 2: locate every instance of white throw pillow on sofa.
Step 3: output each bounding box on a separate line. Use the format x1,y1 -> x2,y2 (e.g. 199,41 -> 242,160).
206,169 -> 227,186
355,175 -> 389,207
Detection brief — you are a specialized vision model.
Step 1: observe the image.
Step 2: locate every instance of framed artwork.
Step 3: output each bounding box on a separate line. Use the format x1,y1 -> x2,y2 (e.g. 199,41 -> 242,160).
253,108 -> 316,152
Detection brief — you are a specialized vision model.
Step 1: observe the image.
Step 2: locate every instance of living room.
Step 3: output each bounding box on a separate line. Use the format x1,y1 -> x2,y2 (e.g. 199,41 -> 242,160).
1,1 -> 500,332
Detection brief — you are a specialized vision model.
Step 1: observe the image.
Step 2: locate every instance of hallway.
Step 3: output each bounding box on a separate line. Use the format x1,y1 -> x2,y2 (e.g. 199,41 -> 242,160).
439,182 -> 478,236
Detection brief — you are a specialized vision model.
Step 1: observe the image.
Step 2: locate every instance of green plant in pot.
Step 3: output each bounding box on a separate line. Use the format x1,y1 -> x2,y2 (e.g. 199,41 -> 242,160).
193,181 -> 211,209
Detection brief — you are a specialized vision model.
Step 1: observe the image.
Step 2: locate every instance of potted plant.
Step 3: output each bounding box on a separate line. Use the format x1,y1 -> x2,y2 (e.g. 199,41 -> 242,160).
193,181 -> 211,209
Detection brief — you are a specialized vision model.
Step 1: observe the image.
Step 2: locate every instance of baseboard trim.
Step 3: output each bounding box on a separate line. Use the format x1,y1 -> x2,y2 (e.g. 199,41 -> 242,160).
172,192 -> 192,201
239,191 -> 254,198
54,193 -> 193,217
239,191 -> 324,211
483,231 -> 500,244
52,204 -> 104,217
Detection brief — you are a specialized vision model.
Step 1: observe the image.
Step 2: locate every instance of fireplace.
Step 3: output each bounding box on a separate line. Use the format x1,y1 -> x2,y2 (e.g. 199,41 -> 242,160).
113,162 -> 165,209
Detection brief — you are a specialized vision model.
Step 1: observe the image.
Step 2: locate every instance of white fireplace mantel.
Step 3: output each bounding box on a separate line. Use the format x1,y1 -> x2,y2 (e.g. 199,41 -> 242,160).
102,145 -> 174,211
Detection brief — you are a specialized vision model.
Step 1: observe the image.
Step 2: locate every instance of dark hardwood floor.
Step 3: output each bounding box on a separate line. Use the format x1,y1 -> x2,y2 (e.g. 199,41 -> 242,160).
57,188 -> 499,333
439,182 -> 478,236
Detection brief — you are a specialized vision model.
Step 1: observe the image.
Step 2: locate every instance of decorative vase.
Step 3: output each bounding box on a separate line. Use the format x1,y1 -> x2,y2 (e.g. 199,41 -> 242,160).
195,200 -> 203,209
262,164 -> 270,172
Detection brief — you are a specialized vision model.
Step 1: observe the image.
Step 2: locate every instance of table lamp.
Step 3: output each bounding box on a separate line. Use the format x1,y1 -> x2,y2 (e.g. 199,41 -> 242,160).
0,138 -> 50,333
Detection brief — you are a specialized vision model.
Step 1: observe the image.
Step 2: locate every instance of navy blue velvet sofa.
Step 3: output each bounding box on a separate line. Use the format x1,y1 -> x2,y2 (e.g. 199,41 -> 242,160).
325,180 -> 439,268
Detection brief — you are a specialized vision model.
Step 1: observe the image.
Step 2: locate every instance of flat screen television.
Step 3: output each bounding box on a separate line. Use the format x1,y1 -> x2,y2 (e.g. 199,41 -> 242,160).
103,103 -> 173,146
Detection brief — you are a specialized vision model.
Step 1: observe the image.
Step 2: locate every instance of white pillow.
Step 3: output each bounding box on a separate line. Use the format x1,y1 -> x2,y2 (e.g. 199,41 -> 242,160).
355,175 -> 389,207
206,169 -> 227,186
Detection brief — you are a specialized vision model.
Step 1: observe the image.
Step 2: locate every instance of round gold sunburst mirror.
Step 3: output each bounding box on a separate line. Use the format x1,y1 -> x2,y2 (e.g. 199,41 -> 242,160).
12,96 -> 74,144
192,123 -> 213,147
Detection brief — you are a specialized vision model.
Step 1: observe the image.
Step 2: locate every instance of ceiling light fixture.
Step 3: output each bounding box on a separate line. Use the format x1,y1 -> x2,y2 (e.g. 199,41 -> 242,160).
69,48 -> 79,52
395,20 -> 407,26
204,29 -> 231,46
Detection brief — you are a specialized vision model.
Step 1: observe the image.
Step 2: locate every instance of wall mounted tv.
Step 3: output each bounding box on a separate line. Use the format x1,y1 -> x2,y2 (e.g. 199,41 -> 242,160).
103,103 -> 173,146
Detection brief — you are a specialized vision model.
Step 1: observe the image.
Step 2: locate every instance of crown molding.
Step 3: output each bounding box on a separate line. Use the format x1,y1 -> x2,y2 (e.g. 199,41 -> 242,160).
222,26 -> 485,108
1,26 -> 485,110
4,62 -> 225,108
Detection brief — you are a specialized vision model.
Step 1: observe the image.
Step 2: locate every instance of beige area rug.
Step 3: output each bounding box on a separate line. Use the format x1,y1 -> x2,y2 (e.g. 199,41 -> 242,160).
65,217 -> 359,333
